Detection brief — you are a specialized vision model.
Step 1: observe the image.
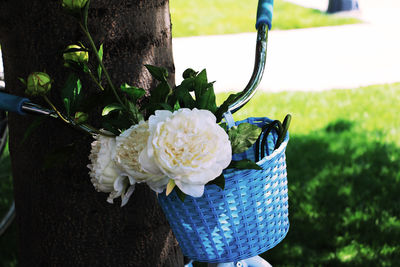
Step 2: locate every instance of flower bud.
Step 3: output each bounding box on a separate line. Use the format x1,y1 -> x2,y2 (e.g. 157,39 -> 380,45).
62,0 -> 89,16
182,68 -> 198,79
25,72 -> 52,96
63,44 -> 89,68
74,112 -> 89,124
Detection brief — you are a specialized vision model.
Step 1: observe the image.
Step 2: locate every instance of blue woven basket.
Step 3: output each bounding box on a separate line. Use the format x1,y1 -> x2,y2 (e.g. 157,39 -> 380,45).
158,117 -> 289,263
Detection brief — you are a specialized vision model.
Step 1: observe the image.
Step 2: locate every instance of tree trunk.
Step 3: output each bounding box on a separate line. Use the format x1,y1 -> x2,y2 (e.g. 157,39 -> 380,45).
0,0 -> 183,266
327,0 -> 359,13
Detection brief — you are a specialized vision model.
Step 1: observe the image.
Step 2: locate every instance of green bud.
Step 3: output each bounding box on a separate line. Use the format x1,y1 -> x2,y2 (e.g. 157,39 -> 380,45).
74,112 -> 88,124
25,72 -> 52,96
182,68 -> 198,79
62,0 -> 89,16
63,44 -> 89,68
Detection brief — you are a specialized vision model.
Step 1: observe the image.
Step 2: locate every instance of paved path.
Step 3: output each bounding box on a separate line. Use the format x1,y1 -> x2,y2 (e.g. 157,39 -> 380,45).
2,1 -> 399,93
173,0 -> 400,93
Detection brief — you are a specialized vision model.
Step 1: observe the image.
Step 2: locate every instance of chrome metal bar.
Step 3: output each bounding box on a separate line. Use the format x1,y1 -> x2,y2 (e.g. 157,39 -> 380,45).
21,102 -> 110,136
228,24 -> 268,114
22,102 -> 59,118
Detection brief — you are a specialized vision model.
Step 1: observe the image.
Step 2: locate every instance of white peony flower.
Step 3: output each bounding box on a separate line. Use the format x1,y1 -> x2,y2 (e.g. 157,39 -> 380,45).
139,108 -> 232,197
115,121 -> 168,193
88,133 -> 134,206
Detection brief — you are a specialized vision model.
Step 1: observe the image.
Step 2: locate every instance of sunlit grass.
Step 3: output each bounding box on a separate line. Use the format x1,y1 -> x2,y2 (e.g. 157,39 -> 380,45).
217,83 -> 400,146
212,83 -> 400,266
170,0 -> 361,37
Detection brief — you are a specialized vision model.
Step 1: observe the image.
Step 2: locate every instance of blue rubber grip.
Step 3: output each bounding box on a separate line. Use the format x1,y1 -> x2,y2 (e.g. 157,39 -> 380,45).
0,92 -> 30,115
256,0 -> 274,30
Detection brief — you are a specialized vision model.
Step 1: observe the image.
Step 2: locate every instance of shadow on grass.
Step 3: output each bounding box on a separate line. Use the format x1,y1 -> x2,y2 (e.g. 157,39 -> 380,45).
263,120 -> 400,266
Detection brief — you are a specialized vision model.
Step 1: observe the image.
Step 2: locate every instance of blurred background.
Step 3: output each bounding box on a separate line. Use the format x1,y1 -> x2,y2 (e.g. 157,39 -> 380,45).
1,0 -> 400,266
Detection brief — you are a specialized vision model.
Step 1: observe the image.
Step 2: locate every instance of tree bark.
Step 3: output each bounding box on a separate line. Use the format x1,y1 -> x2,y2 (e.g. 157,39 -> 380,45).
0,0 -> 183,266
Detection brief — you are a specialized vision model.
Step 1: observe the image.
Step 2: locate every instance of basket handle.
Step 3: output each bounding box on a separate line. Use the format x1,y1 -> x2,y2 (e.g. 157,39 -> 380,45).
256,0 -> 274,30
0,92 -> 30,115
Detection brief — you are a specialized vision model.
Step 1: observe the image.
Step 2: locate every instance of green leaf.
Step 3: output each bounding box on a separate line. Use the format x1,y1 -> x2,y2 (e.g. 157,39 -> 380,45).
219,123 -> 228,132
275,114 -> 292,150
174,186 -> 186,202
102,103 -> 124,116
126,100 -> 143,123
228,159 -> 262,170
166,180 -> 176,196
145,65 -> 168,82
193,69 -> 209,99
143,102 -> 173,117
18,77 -> 27,86
149,81 -> 171,104
173,101 -> 181,111
229,123 -> 262,154
61,73 -> 83,117
174,86 -> 196,109
196,86 -> 217,113
215,92 -> 241,123
179,76 -> 196,92
74,111 -> 89,124
206,174 -> 225,190
120,83 -> 146,102
159,103 -> 173,111
97,43 -> 103,81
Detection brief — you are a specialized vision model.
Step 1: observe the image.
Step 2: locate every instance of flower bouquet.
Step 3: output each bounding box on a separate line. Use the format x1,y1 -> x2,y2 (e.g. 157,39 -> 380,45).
7,0 -> 291,264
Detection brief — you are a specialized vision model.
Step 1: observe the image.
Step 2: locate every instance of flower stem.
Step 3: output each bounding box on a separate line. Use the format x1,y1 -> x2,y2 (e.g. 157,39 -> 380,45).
44,96 -> 114,138
43,95 -> 71,124
79,22 -> 126,108
86,67 -> 105,91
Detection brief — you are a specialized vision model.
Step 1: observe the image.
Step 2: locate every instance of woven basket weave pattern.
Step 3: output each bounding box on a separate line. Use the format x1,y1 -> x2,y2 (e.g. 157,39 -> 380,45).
158,117 -> 289,263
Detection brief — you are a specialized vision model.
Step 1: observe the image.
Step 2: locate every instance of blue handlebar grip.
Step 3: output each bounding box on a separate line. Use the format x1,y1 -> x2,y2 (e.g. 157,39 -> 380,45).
256,0 -> 274,30
0,92 -> 30,115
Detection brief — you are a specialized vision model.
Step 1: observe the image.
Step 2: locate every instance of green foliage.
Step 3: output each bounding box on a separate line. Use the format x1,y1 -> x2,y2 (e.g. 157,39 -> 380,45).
61,73 -> 83,117
170,0 -> 361,37
228,122 -> 261,154
102,103 -> 124,116
227,159 -> 262,170
145,67 -> 241,125
206,174 -> 225,190
97,43 -> 103,81
120,83 -> 146,102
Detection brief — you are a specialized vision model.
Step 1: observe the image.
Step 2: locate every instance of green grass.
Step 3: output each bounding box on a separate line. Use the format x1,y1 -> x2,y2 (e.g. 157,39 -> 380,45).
212,83 -> 400,266
170,0 -> 361,37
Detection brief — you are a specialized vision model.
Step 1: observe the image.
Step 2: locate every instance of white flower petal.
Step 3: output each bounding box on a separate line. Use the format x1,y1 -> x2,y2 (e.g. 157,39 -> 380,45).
145,108 -> 232,197
121,184 -> 135,207
139,148 -> 163,175
175,180 -> 205,197
148,110 -> 172,133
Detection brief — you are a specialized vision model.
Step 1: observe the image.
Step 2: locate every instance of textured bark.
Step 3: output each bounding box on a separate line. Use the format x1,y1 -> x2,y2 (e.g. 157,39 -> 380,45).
0,0 -> 182,266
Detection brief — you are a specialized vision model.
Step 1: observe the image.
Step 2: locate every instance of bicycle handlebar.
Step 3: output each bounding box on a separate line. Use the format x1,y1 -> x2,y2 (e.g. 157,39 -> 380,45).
0,92 -> 29,115
256,0 -> 274,30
